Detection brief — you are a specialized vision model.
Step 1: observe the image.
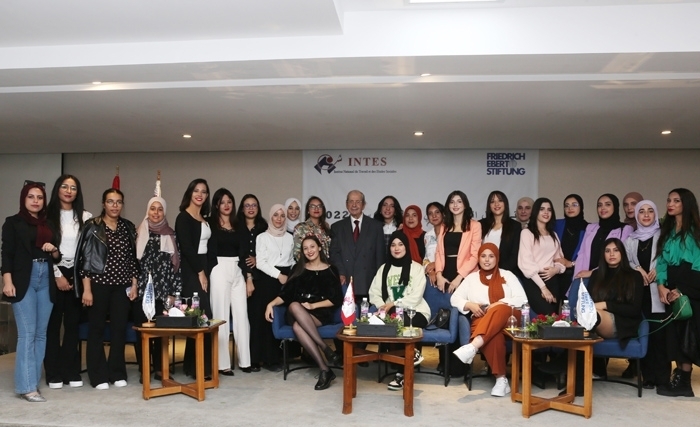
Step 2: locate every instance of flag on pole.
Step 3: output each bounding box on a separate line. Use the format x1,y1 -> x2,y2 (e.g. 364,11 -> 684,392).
112,166 -> 120,190
341,277 -> 356,326
154,170 -> 161,197
142,273 -> 156,323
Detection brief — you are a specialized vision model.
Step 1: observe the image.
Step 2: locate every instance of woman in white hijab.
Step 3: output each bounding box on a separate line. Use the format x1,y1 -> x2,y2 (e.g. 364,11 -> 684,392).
285,198 -> 302,234
134,196 -> 181,382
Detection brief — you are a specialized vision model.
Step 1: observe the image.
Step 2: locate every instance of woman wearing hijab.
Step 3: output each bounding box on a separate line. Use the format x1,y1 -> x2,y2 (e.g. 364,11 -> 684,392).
369,231 -> 430,391
285,198 -> 302,235
623,192 -> 644,230
625,199 -> 668,388
479,191 -> 522,277
402,205 -> 426,263
265,235 -> 343,390
133,196 -> 182,382
569,194 -> 633,314
249,204 -> 294,371
2,182 -> 61,402
451,243 -> 527,397
554,194 -> 588,302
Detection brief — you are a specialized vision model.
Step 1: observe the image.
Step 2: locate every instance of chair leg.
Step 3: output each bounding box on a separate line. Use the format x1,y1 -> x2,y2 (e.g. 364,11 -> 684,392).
636,358 -> 643,398
282,340 -> 289,380
442,345 -> 450,387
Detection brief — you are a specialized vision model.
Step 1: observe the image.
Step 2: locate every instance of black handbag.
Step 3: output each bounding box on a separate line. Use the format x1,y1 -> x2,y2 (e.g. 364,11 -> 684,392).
425,308 -> 451,330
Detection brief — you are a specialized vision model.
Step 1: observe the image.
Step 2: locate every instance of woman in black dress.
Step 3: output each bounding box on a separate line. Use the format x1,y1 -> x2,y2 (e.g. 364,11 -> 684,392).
175,179 -> 212,378
479,191 -> 522,278
265,235 -> 342,390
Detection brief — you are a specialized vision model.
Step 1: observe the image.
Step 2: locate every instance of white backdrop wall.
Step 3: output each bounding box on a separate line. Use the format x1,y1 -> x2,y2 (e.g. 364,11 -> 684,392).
61,150 -> 700,227
302,149 -> 539,225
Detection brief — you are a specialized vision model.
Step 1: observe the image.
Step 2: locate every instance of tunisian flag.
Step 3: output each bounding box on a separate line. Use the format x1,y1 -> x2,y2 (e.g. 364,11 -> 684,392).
340,277 -> 356,326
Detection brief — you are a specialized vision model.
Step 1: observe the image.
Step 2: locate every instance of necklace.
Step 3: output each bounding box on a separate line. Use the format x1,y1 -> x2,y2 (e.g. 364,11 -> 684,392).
566,227 -> 575,236
639,239 -> 652,252
273,236 -> 285,258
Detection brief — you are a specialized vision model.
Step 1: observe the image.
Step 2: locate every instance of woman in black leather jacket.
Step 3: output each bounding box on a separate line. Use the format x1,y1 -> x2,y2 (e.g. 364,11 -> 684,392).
75,188 -> 138,390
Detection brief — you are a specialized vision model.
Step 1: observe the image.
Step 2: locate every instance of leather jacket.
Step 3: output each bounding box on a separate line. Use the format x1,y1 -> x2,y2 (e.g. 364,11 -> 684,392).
73,216 -> 137,297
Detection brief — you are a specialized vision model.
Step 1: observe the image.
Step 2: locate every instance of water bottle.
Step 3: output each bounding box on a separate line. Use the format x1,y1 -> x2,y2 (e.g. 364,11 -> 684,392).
561,300 -> 571,322
521,300 -> 530,330
192,292 -> 200,309
395,300 -> 404,327
174,292 -> 181,310
361,297 -> 369,319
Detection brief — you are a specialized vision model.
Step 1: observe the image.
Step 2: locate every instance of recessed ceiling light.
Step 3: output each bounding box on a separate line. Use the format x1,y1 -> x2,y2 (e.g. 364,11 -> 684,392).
661,130 -> 672,135
409,0 -> 500,3
92,81 -> 102,85
414,131 -> 424,136
420,73 -> 431,77
183,134 -> 192,138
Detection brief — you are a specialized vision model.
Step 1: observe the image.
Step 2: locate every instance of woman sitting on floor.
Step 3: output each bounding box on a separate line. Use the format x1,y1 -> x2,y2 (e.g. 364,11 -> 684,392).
451,243 -> 526,397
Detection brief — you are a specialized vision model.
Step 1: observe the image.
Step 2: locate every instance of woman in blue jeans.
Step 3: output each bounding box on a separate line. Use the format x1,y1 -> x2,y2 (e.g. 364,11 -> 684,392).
2,181 -> 61,402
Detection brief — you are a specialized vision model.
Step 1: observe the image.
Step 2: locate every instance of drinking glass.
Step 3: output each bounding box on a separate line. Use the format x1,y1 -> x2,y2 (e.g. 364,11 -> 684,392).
507,305 -> 518,333
406,306 -> 416,337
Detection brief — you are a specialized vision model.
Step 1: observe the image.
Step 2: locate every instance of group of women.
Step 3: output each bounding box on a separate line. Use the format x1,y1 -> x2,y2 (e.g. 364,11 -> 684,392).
3,177 -> 700,400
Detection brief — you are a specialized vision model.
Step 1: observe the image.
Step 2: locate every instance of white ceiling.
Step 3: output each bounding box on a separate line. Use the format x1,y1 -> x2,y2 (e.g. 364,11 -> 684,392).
1,0 -> 700,154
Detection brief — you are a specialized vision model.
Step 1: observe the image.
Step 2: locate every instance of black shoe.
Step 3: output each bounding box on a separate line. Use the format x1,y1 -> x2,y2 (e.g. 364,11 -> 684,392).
559,388 -> 584,397
240,367 -> 252,373
153,373 -> 173,381
621,361 -> 636,379
642,380 -> 656,390
314,369 -> 336,390
323,346 -> 342,366
264,363 -> 283,372
657,369 -> 694,397
219,369 -> 234,376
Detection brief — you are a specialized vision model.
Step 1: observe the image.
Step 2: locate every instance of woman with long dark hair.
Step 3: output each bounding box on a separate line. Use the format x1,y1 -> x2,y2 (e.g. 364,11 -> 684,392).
44,175 -> 92,390
133,196 -> 181,382
237,194 -> 267,371
3,182 -> 61,401
250,204 -> 294,371
553,194 -> 588,302
517,197 -> 566,315
265,235 -> 342,390
435,191 -> 482,294
77,188 -> 138,389
655,188 -> 700,397
479,191 -> 521,277
208,188 -> 252,374
373,195 -> 404,250
175,179 -> 213,379
292,196 -> 332,262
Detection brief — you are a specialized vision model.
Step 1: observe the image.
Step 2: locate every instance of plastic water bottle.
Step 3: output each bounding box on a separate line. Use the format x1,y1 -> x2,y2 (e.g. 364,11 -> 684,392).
192,292 -> 200,309
174,292 -> 181,310
521,300 -> 530,329
561,300 -> 571,322
361,297 -> 369,319
395,300 -> 404,327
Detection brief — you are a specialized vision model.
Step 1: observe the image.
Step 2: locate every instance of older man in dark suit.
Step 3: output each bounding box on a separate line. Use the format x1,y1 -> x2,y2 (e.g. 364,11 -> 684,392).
330,190 -> 385,300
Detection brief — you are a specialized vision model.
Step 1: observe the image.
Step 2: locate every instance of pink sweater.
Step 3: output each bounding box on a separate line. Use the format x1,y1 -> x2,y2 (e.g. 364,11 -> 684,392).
517,228 -> 565,289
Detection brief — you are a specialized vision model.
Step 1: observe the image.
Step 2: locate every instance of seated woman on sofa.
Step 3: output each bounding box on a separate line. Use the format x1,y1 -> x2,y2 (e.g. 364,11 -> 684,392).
450,243 -> 526,397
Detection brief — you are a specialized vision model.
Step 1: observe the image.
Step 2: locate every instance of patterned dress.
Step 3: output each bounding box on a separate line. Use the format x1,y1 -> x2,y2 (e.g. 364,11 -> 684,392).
292,219 -> 332,261
137,233 -> 181,300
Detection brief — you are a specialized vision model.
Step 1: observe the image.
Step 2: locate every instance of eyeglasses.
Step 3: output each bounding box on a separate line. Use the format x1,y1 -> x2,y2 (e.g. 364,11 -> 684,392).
244,203 -> 258,209
24,180 -> 46,188
309,204 -> 324,210
105,200 -> 123,206
564,203 -> 580,208
60,184 -> 78,192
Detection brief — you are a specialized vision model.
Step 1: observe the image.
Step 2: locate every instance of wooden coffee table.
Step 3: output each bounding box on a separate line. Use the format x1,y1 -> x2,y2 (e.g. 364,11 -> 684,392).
336,330 -> 423,417
505,329 -> 602,418
134,320 -> 225,401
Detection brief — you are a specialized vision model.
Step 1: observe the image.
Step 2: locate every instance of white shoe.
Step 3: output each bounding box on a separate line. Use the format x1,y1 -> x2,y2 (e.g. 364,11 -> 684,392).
95,383 -> 109,390
413,349 -> 424,366
453,343 -> 477,364
491,377 -> 511,397
113,380 -> 127,388
48,382 -> 63,389
69,381 -> 83,388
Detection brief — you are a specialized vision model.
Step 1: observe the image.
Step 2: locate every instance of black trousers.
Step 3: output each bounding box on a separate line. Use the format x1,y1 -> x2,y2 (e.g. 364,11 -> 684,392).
86,283 -> 131,386
132,298 -> 166,373
247,268 -> 289,366
182,254 -> 212,377
521,276 -> 561,316
44,266 -> 84,384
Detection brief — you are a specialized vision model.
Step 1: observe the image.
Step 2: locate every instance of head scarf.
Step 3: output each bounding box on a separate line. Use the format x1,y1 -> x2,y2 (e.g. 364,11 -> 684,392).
563,194 -> 587,232
284,197 -> 301,234
136,197 -> 180,272
629,200 -> 660,242
381,231 -> 412,302
18,182 -> 53,248
401,205 -> 425,263
266,204 -> 287,237
477,243 -> 506,304
597,193 -> 625,231
622,192 -> 644,229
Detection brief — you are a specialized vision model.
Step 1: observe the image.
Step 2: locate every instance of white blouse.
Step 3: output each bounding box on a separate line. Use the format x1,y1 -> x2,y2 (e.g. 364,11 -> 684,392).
450,269 -> 527,315
198,222 -> 211,254
55,209 -> 93,276
256,232 -> 295,278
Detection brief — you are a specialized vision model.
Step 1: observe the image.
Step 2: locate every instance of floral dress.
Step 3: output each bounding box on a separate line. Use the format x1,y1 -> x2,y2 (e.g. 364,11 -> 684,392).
137,232 -> 182,300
